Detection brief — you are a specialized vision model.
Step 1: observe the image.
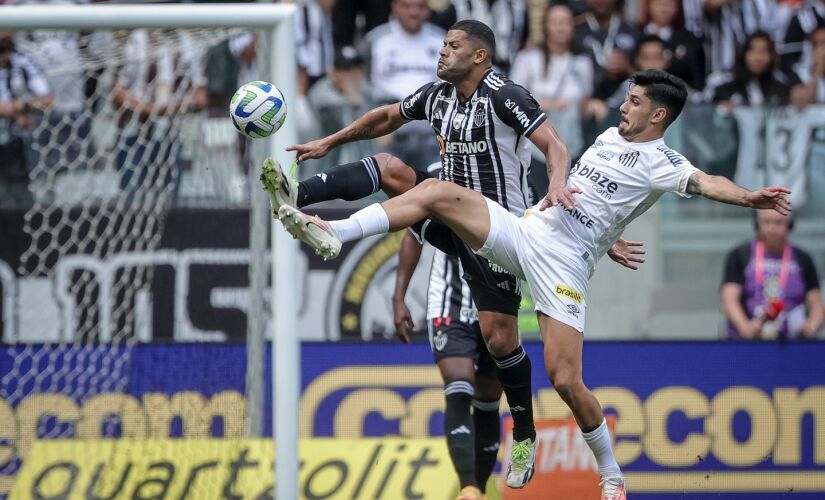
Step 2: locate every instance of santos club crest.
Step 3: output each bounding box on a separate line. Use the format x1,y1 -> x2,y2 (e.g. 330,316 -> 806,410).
619,149 -> 640,168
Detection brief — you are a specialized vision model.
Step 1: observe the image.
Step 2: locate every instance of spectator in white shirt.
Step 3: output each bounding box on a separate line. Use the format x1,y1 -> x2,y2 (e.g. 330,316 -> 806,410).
359,0 -> 444,172
510,4 -> 593,157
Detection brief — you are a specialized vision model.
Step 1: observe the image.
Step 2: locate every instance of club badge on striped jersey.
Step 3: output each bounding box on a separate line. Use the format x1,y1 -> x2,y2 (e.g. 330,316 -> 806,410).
619,149 -> 640,168
473,106 -> 486,126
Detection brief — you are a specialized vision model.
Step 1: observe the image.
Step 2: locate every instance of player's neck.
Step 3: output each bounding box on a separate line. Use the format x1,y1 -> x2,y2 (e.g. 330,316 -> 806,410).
455,68 -> 489,101
624,128 -> 664,144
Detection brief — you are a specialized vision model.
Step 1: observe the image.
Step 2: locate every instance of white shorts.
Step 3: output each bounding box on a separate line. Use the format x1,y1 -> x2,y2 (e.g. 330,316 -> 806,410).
476,198 -> 589,332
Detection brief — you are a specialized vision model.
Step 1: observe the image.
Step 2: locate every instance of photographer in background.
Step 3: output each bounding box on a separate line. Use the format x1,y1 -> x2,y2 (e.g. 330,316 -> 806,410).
721,210 -> 824,340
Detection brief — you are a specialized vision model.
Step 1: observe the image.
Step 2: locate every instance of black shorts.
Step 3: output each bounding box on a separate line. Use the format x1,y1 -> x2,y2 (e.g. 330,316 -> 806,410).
427,317 -> 495,375
410,217 -> 522,316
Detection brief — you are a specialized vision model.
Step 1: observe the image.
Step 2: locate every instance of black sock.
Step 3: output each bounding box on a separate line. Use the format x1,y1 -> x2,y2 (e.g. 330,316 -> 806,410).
493,346 -> 536,442
472,399 -> 501,493
297,157 -> 381,208
444,380 -> 478,488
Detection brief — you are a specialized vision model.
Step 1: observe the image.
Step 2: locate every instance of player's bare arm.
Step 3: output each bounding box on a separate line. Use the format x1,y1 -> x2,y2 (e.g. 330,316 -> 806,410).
287,103 -> 409,161
528,121 -> 579,210
392,231 -> 423,344
686,171 -> 793,215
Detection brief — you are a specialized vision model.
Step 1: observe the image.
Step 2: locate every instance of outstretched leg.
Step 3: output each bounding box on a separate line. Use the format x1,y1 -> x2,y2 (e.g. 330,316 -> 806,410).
262,153 -> 421,214
538,313 -> 626,500
276,179 -> 492,259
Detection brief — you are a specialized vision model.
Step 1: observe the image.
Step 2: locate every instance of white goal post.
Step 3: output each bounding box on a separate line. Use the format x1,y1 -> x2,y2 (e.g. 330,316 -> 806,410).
0,4 -> 300,499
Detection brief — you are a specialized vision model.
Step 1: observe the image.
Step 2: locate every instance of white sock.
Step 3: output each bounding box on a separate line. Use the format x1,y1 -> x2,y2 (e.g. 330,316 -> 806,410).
582,419 -> 621,478
329,203 -> 389,243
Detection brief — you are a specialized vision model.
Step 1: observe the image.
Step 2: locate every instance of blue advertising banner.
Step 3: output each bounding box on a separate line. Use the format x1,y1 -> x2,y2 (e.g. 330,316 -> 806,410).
1,341 -> 824,499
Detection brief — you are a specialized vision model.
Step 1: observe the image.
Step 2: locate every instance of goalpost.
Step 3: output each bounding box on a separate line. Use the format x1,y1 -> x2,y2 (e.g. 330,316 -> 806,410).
0,4 -> 299,498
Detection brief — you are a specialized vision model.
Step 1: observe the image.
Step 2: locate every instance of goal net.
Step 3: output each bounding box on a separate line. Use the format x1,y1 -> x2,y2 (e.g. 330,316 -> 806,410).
0,5 -> 296,498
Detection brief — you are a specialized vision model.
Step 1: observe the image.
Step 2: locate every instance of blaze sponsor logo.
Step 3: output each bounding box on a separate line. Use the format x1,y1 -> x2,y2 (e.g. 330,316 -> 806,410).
504,98 -> 531,128
444,140 -> 488,154
571,162 -> 619,199
555,284 -> 583,304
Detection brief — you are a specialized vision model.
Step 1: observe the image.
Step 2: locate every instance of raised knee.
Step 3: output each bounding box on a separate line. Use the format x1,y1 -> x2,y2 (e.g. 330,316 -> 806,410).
374,153 -> 416,196
375,153 -> 407,179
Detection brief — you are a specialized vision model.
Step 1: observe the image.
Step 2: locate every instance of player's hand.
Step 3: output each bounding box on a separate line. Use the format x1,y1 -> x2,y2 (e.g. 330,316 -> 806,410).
392,299 -> 415,344
607,238 -> 646,270
748,186 -> 792,210
539,183 -> 581,210
287,138 -> 333,162
747,186 -> 792,215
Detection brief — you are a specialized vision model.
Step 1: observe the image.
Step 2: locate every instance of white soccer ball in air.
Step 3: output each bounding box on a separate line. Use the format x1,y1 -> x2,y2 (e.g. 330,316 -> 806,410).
229,81 -> 287,138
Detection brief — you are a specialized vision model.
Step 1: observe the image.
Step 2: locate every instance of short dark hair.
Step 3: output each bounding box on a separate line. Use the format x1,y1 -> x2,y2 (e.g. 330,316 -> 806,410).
449,20 -> 496,63
629,69 -> 688,127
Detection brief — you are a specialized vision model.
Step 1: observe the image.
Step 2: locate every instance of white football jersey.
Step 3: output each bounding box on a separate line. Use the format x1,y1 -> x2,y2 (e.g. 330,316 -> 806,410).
533,127 -> 700,276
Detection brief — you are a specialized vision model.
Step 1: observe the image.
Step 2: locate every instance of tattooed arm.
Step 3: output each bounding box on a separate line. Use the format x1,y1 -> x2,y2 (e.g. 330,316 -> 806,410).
288,103 -> 408,161
686,171 -> 793,215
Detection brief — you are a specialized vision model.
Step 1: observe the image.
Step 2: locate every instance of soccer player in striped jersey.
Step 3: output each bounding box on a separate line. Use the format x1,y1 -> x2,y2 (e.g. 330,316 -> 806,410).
271,70 -> 793,500
278,20 -> 579,490
393,231 -> 502,500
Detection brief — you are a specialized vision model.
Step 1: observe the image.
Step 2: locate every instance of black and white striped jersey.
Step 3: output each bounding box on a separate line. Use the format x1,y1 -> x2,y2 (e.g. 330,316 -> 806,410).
683,0 -> 777,74
427,250 -> 477,323
781,1 -> 825,76
399,70 -> 545,215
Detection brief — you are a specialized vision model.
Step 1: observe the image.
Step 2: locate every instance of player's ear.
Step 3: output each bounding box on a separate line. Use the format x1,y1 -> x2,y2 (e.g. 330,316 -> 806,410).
474,47 -> 488,65
650,106 -> 668,125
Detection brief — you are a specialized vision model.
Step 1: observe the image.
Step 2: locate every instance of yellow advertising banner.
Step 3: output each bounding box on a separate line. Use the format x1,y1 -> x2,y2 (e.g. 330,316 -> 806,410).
11,438 -> 459,500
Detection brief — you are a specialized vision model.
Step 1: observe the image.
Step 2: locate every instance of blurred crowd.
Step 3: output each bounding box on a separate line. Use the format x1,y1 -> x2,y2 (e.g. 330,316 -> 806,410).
0,0 -> 824,210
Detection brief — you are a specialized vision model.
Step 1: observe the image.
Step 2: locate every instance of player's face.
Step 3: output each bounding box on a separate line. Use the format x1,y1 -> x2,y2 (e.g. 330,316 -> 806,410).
437,31 -> 478,83
618,85 -> 657,139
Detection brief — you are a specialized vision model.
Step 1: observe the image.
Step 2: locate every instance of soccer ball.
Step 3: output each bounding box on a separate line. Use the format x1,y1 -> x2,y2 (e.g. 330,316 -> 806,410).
229,81 -> 287,138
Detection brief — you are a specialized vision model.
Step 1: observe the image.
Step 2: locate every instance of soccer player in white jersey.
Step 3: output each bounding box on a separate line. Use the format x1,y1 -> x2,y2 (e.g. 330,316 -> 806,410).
279,20 -> 579,491
274,69 -> 793,500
